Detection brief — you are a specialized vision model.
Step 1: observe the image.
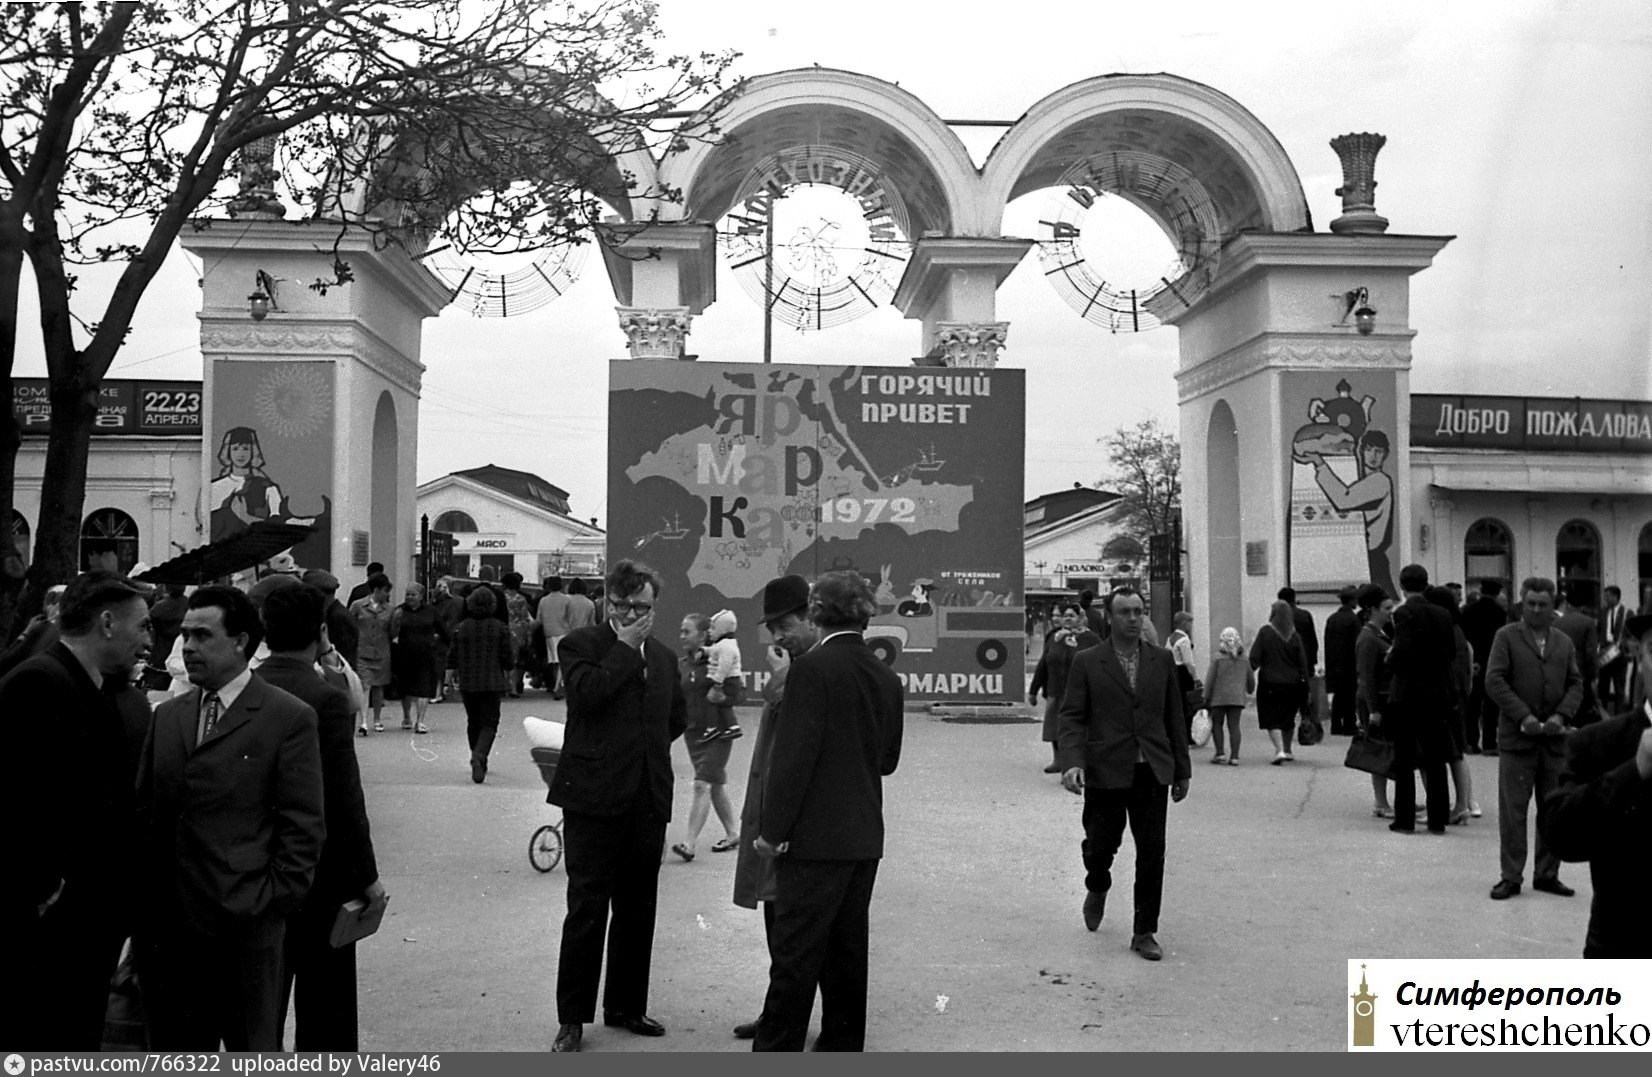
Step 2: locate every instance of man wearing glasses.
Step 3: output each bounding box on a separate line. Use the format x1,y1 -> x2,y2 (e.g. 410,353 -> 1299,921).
548,560 -> 687,1053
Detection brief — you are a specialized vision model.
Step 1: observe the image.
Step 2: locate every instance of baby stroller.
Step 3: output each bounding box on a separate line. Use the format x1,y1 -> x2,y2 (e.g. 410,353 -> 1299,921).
529,746 -> 564,872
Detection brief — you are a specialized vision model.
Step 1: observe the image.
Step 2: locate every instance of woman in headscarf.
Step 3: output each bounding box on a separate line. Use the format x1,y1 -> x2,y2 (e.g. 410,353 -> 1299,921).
1203,626 -> 1255,765
1250,599 -> 1310,764
390,582 -> 450,734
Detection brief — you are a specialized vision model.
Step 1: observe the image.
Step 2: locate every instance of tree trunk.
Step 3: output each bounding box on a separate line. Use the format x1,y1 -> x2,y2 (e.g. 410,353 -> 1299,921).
0,245 -> 24,635
17,377 -> 96,626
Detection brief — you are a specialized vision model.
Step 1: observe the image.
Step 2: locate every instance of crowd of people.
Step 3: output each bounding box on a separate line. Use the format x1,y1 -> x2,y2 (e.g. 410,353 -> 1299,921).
4,545 -> 1648,1054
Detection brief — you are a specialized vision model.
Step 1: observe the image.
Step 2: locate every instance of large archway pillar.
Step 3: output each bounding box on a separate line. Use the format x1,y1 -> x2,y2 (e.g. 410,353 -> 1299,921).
893,238 -> 1034,367
1172,232 -> 1451,661
183,218 -> 450,586
599,221 -> 717,359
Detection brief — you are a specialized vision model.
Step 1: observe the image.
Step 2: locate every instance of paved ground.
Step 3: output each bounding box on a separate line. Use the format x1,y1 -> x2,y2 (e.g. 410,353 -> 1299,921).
349,693 -> 1590,1052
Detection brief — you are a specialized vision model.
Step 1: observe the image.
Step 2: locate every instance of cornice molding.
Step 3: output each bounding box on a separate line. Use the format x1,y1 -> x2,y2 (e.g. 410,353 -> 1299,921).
1176,333 -> 1412,403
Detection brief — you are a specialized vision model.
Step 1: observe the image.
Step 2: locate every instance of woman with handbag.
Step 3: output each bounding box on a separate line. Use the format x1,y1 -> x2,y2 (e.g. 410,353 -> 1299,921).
1354,585 -> 1397,817
1250,600 -> 1310,764
1203,627 -> 1254,764
1028,603 -> 1101,774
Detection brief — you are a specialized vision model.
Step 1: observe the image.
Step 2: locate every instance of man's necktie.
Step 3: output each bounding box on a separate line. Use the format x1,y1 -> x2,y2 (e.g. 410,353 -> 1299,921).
202,692 -> 222,742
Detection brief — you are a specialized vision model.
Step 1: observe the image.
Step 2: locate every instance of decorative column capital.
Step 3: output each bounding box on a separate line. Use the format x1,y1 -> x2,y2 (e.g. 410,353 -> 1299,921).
616,307 -> 692,360
920,322 -> 1009,368
1329,132 -> 1389,235
226,127 -> 288,220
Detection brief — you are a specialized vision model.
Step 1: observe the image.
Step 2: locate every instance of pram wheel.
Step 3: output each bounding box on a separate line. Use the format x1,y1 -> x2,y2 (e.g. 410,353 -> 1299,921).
529,824 -> 563,873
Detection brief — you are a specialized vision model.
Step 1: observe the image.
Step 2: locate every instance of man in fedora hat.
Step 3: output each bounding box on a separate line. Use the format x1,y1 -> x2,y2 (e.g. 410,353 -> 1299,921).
1544,610 -> 1652,958
752,571 -> 903,1052
729,574 -> 816,1041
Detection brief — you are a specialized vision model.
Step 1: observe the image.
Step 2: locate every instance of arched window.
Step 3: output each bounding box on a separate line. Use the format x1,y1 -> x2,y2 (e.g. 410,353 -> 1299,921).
80,508 -> 139,573
1555,518 -> 1601,612
1463,518 -> 1513,601
433,509 -> 478,533
1638,521 -> 1652,613
7,509 -> 28,569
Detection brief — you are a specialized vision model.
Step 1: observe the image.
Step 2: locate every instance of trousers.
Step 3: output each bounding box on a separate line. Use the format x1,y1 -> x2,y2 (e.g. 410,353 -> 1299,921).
555,808 -> 666,1024
1498,743 -> 1564,886
754,858 -> 880,1052
1081,762 -> 1169,935
139,916 -> 285,1050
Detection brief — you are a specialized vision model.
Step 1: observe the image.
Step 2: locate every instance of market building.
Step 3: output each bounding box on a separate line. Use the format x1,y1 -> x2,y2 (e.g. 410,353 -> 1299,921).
414,465 -> 605,582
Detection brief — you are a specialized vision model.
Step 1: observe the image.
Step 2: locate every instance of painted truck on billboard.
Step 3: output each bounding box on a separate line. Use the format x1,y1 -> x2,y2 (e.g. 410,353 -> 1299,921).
608,361 -> 1025,702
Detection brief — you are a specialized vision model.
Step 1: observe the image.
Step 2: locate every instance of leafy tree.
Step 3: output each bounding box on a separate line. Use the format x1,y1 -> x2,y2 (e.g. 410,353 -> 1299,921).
0,0 -> 736,629
1098,416 -> 1181,546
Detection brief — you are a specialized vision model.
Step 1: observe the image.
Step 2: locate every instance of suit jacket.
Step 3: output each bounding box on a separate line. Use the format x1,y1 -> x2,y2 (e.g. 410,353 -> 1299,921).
137,674 -> 325,937
0,643 -> 139,918
1057,639 -> 1190,789
1555,609 -> 1599,684
1323,606 -> 1361,690
1542,704 -> 1652,958
1028,628 -> 1101,702
1291,606 -> 1320,669
1484,622 -> 1583,750
1598,604 -> 1628,649
760,633 -> 904,860
324,599 -> 360,670
550,622 -> 686,819
1461,596 -> 1508,665
253,658 -> 377,913
1386,595 -> 1456,707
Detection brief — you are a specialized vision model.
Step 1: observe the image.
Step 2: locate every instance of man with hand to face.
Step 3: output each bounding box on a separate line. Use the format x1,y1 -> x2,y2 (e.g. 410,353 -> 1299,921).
1543,611 -> 1652,958
135,585 -> 325,1050
1058,587 -> 1191,962
0,571 -> 152,1049
549,560 -> 686,1053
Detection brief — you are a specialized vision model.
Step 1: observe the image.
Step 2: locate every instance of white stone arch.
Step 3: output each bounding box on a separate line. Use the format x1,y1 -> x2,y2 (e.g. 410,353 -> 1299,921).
659,68 -> 979,238
978,73 -> 1311,239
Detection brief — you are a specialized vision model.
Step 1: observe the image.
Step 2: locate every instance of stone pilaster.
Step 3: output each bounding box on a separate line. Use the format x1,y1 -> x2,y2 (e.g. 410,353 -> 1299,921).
921,321 -> 1009,368
617,307 -> 692,360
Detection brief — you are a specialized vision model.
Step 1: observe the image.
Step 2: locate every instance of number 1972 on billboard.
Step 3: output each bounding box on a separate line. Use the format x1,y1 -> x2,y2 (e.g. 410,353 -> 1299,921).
818,497 -> 917,525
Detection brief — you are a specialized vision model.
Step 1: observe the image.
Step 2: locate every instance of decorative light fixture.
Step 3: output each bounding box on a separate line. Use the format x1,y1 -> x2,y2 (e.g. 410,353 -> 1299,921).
1337,286 -> 1377,335
248,269 -> 280,321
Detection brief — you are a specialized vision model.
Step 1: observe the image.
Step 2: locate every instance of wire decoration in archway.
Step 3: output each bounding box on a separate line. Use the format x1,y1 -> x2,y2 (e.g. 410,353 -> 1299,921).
419,235 -> 588,317
1035,151 -> 1225,333
716,147 -> 913,331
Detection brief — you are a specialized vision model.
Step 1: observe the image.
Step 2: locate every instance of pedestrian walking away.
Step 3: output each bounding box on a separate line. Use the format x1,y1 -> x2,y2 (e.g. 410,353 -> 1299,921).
1058,586 -> 1191,962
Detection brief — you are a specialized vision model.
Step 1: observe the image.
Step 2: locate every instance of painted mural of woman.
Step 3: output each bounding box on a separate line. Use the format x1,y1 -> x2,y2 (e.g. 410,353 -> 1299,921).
209,425 -> 318,541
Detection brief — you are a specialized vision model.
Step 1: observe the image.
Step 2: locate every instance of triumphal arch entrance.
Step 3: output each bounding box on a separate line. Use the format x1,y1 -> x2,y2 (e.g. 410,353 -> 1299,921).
183,68 -> 1449,673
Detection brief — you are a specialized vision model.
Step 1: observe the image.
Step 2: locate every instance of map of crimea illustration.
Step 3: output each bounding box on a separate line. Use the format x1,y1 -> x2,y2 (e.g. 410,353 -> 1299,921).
624,367 -> 976,597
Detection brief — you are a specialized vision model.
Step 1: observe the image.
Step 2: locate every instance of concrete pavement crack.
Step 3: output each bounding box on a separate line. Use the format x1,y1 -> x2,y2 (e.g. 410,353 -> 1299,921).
1291,764 -> 1319,818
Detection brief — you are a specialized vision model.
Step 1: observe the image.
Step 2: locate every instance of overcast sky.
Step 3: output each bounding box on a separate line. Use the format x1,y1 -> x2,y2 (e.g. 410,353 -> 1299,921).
12,0 -> 1650,529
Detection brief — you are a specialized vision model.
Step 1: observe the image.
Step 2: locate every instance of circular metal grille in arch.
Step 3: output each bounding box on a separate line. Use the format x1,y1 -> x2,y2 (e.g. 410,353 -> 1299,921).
717,147 -> 914,331
1035,150 -> 1224,333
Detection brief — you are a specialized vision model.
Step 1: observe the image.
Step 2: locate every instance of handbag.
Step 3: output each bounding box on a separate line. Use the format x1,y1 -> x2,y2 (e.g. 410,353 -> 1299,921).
1296,711 -> 1324,746
1343,730 -> 1395,778
1189,708 -> 1212,748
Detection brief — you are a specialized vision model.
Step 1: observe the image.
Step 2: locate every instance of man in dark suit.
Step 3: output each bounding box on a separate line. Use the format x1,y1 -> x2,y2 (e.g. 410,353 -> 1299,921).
0,572 -> 152,1049
1278,587 -> 1320,671
1058,585 -> 1191,962
548,560 -> 686,1053
135,585 -> 325,1050
753,570 -> 903,1052
1555,588 -> 1600,725
304,567 -> 359,670
257,584 -> 386,1049
1484,576 -> 1582,900
1544,611 -> 1652,958
1324,586 -> 1361,736
731,574 -> 817,1041
1461,579 -> 1509,754
1596,585 -> 1631,711
1385,564 -> 1457,835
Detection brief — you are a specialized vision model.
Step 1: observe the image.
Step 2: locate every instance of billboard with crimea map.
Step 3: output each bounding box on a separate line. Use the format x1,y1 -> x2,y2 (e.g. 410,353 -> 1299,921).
608,361 -> 1025,703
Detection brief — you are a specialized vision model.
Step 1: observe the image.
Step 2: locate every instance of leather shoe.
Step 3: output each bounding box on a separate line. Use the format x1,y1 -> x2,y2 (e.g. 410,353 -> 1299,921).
1043,762 -> 1061,773
1082,891 -> 1105,932
733,1019 -> 759,1040
551,1024 -> 582,1052
1489,880 -> 1521,900
1533,877 -> 1575,897
604,1013 -> 666,1036
1130,933 -> 1163,961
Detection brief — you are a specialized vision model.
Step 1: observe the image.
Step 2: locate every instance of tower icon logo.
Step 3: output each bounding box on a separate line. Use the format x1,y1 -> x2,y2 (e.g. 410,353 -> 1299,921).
1351,963 -> 1378,1047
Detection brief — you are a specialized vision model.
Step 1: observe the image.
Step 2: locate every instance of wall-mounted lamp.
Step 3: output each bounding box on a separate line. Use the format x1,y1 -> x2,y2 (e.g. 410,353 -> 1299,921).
1338,286 -> 1378,335
248,269 -> 281,321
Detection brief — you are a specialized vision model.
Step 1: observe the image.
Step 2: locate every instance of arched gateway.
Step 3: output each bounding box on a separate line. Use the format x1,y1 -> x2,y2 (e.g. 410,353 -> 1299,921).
183,69 -> 1448,661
